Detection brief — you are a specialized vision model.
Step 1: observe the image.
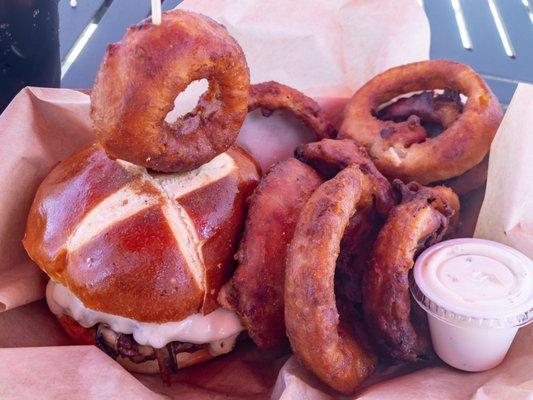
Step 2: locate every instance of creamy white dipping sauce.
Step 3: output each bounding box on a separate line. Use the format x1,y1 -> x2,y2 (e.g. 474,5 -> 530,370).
46,280 -> 244,352
413,238 -> 531,321
411,238 -> 532,371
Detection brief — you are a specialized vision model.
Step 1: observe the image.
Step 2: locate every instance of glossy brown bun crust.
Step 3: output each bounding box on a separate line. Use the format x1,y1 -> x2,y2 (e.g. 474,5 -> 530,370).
24,144 -> 260,323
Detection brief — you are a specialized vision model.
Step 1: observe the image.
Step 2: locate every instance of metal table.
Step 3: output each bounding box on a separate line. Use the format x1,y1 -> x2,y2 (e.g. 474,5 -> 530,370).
59,0 -> 533,106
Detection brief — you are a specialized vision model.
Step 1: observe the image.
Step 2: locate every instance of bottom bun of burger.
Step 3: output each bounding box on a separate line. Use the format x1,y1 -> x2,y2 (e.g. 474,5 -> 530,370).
51,279 -> 243,383
116,349 -> 215,374
58,314 -> 218,374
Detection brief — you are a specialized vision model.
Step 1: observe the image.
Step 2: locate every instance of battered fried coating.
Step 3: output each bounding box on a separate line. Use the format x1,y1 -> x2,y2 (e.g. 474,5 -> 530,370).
340,60 -> 503,184
363,182 -> 460,361
285,164 -> 394,395
249,81 -> 336,139
335,207 -> 381,313
218,159 -> 323,348
92,10 -> 250,173
296,138 -> 396,318
295,138 -> 397,214
378,90 -> 488,195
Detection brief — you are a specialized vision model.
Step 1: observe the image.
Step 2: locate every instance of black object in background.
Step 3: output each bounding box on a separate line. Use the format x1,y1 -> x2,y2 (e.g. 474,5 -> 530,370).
0,0 -> 60,112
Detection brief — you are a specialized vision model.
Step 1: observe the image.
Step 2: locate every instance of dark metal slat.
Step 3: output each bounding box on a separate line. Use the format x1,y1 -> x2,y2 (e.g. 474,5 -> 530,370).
58,0 -> 106,60
424,0 -> 469,62
422,0 -> 517,106
60,0 -> 521,106
61,0 -> 151,88
460,0 -> 517,78
497,0 -> 533,81
162,0 -> 183,12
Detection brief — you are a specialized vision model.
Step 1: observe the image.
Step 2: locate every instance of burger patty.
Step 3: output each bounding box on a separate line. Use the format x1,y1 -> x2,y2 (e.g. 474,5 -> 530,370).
95,324 -> 206,384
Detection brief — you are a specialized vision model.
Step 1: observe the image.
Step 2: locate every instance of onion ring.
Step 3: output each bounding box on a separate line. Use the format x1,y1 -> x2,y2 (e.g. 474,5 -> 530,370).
295,138 -> 396,214
363,181 -> 460,361
285,164 -> 390,394
218,158 -> 323,348
295,137 -> 396,335
376,89 -> 488,195
249,81 -> 336,139
220,139 -> 394,351
339,60 -> 503,184
92,10 -> 250,173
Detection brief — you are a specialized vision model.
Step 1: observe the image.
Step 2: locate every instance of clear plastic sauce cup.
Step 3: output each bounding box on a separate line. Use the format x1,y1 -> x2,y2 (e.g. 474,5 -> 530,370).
410,238 -> 532,372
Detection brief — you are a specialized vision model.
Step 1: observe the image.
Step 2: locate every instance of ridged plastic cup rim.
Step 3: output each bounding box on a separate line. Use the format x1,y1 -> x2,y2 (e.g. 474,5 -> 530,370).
410,238 -> 533,330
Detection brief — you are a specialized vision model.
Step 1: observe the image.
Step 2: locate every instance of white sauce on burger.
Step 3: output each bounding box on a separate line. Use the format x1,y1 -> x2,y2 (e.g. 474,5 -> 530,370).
46,280 -> 243,354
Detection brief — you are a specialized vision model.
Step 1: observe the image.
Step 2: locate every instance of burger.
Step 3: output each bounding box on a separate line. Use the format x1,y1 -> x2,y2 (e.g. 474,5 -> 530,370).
23,143 -> 260,382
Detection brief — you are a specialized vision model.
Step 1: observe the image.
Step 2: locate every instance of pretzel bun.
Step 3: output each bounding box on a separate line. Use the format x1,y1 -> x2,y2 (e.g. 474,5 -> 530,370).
23,143 -> 260,323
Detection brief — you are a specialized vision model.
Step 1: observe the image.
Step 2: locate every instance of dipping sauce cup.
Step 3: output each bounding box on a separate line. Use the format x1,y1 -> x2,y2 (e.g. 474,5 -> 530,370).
410,238 -> 532,372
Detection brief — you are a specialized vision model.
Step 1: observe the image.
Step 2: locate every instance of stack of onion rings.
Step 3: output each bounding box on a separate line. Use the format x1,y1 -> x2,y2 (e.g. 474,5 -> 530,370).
92,10 -> 250,173
295,138 -> 396,313
285,161 -> 394,394
339,60 -> 503,184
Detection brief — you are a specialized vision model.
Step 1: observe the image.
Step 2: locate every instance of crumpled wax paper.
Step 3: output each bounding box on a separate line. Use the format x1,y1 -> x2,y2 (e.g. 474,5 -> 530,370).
1,0 -> 530,399
475,83 -> 533,259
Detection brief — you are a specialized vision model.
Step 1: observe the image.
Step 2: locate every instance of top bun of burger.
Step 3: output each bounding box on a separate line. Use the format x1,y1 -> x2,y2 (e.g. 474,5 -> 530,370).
24,143 -> 259,321
23,143 -> 260,378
